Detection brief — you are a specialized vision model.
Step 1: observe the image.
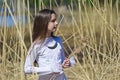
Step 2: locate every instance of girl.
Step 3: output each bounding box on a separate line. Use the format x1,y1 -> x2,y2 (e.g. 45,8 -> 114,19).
24,9 -> 75,80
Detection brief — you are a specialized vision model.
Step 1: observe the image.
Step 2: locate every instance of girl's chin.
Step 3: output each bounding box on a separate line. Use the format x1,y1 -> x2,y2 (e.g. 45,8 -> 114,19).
52,29 -> 56,32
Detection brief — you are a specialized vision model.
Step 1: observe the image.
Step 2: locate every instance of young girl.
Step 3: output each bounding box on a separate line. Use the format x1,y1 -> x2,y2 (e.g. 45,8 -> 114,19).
24,9 -> 75,80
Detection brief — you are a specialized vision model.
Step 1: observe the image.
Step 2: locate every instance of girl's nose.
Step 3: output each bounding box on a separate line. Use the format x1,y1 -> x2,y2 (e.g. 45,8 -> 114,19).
55,21 -> 58,26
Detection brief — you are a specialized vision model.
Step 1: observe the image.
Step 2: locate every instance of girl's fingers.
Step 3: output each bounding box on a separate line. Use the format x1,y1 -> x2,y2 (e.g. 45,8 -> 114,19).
62,59 -> 71,68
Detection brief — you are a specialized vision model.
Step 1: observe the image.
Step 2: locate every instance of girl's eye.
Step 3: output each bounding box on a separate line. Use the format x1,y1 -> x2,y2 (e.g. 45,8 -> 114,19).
50,19 -> 56,22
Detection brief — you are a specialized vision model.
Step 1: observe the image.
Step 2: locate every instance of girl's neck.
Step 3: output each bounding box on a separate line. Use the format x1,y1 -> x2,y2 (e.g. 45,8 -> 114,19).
46,32 -> 52,37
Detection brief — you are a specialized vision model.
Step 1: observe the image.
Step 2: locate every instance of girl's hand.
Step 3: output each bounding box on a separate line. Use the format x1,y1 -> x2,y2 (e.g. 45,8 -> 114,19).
62,58 -> 71,68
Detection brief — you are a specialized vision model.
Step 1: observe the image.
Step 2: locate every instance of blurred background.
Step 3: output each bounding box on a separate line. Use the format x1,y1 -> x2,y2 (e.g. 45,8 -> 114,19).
0,0 -> 120,80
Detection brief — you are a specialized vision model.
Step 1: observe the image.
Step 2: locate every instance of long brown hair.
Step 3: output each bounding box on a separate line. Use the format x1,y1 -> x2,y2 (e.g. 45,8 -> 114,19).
32,9 -> 56,42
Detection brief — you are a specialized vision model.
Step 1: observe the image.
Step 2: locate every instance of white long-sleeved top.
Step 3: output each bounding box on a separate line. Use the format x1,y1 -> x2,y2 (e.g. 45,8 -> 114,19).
24,36 -> 75,76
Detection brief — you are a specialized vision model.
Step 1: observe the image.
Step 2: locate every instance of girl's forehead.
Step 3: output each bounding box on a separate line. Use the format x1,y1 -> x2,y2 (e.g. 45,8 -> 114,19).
51,13 -> 56,19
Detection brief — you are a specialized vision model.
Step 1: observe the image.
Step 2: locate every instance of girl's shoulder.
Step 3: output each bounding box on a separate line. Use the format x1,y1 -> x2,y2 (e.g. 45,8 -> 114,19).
29,40 -> 43,50
52,36 -> 63,44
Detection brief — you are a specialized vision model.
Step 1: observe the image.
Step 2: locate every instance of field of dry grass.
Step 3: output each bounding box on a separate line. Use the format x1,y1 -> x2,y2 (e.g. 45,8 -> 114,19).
0,0 -> 120,80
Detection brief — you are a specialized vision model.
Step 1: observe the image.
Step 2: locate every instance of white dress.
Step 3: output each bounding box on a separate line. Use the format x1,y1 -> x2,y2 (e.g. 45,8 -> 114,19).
24,36 -> 75,80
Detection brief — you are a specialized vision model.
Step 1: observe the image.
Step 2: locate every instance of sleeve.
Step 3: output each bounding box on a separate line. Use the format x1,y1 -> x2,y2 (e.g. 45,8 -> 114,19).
24,43 -> 52,74
56,37 -> 65,63
69,56 -> 76,66
24,43 -> 37,74
56,37 -> 76,66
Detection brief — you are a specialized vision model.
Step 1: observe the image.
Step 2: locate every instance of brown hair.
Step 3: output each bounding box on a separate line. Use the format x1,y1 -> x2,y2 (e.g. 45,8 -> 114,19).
32,9 -> 56,42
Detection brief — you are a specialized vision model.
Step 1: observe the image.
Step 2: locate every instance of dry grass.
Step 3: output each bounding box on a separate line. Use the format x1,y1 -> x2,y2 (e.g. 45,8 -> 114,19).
0,0 -> 120,80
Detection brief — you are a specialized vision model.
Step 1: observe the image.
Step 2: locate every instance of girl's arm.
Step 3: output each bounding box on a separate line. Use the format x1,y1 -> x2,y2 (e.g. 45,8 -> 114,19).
57,37 -> 76,68
62,56 -> 76,68
24,44 -> 52,74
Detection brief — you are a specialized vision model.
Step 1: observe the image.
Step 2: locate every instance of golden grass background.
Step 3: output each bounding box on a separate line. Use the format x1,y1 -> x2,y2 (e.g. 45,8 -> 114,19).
0,0 -> 120,80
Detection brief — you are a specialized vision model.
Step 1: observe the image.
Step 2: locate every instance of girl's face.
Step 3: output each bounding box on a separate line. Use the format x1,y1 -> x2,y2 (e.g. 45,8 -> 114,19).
47,13 -> 58,36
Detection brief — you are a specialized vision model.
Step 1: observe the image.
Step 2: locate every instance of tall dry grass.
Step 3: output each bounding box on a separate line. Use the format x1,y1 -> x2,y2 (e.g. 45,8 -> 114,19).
0,0 -> 120,80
